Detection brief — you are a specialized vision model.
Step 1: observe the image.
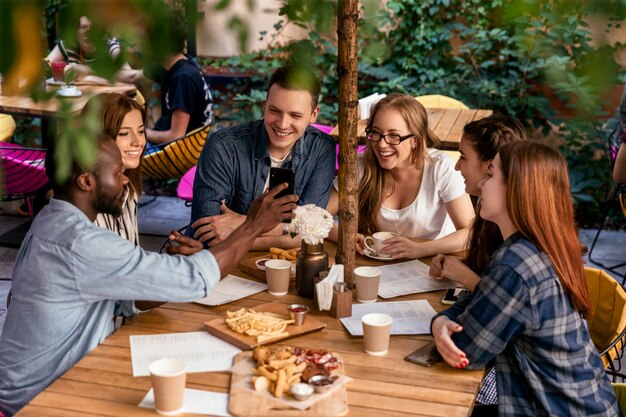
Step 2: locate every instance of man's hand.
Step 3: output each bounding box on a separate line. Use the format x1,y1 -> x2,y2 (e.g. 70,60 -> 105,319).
432,316 -> 469,368
166,229 -> 204,256
192,201 -> 246,245
245,183 -> 297,235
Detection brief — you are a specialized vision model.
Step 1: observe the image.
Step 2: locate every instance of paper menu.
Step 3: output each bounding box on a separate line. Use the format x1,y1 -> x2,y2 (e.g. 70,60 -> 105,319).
377,259 -> 461,299
195,274 -> 267,306
130,331 -> 241,377
339,300 -> 437,336
139,388 -> 231,416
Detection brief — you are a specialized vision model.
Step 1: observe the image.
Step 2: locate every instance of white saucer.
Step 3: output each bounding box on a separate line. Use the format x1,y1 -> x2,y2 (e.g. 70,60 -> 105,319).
47,78 -> 65,86
56,88 -> 82,97
363,248 -> 394,261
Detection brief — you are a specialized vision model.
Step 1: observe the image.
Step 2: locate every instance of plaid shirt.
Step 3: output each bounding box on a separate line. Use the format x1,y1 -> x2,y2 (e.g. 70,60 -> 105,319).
437,233 -> 620,417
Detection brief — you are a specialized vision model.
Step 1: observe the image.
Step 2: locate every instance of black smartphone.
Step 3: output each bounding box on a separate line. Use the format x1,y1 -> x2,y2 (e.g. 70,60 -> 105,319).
441,288 -> 470,305
269,167 -> 295,199
405,342 -> 442,366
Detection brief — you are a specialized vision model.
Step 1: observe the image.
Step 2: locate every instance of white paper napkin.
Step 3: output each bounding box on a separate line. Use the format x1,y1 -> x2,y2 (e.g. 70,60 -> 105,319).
316,264 -> 344,311
358,93 -> 387,119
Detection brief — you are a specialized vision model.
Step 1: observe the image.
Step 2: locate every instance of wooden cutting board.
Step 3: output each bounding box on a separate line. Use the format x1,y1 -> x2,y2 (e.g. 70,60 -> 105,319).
229,351 -> 348,417
204,302 -> 326,350
239,255 -> 296,282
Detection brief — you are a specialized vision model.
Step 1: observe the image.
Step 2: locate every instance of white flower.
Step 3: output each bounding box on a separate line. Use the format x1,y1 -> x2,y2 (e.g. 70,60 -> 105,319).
286,204 -> 334,245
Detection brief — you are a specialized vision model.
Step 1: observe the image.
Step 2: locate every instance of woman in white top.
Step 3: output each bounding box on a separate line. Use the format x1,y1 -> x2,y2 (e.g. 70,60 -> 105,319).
83,93 -> 146,246
328,93 -> 474,259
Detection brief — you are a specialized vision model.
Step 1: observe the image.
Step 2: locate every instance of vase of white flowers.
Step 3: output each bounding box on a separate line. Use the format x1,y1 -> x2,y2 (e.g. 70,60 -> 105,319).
286,205 -> 334,298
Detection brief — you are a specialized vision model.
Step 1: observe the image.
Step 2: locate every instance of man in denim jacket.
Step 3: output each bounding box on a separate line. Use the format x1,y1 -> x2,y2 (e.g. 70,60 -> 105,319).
189,65 -> 336,250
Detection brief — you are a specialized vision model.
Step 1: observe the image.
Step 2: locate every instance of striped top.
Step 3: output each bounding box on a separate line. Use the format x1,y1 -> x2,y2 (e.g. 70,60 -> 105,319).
94,185 -> 139,246
57,38 -> 120,65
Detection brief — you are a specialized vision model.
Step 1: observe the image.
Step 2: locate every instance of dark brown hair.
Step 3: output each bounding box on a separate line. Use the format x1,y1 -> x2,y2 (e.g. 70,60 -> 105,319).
463,114 -> 526,273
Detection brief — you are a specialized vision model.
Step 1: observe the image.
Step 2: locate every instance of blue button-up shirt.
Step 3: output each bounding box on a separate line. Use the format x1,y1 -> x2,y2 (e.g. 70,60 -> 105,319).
0,199 -> 220,416
436,233 -> 620,417
189,120 -> 336,235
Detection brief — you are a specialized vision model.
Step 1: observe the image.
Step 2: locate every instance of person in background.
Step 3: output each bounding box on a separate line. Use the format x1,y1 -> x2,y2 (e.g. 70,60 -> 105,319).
82,93 -> 145,246
144,4 -> 212,146
429,113 -> 526,417
46,16 -> 143,85
189,65 -> 336,250
327,93 -> 474,259
0,133 -> 296,416
431,141 -> 619,417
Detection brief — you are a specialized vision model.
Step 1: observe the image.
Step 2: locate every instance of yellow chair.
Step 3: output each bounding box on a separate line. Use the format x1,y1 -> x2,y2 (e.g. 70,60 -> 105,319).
415,94 -> 469,110
141,124 -> 211,180
0,115 -> 16,142
613,383 -> 626,414
585,267 -> 626,379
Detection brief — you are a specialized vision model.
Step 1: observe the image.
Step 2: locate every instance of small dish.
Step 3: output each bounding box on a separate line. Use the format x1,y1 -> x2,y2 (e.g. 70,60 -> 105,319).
308,375 -> 335,394
362,248 -> 394,262
290,383 -> 314,401
287,304 -> 309,326
255,258 -> 271,271
56,87 -> 82,97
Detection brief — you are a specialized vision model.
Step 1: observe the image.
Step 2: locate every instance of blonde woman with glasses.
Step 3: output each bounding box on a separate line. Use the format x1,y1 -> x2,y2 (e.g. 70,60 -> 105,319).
328,93 -> 474,259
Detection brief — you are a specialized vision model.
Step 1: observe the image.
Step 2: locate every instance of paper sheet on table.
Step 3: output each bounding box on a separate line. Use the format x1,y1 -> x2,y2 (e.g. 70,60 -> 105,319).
130,331 -> 241,377
339,300 -> 438,336
377,259 -> 461,299
195,274 -> 267,306
139,388 -> 231,416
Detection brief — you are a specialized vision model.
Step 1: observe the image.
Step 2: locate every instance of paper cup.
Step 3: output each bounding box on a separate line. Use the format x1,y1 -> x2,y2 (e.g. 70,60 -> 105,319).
362,313 -> 393,356
354,266 -> 381,303
149,359 -> 187,415
265,259 -> 292,296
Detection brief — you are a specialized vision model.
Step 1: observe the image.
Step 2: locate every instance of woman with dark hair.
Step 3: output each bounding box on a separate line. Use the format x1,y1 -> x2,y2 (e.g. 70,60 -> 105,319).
431,142 -> 619,417
328,93 -> 474,259
83,93 -> 146,245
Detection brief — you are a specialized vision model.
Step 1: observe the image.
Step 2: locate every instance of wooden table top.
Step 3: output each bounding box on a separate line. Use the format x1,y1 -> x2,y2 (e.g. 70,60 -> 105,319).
17,245 -> 483,417
330,108 -> 493,150
0,83 -> 137,119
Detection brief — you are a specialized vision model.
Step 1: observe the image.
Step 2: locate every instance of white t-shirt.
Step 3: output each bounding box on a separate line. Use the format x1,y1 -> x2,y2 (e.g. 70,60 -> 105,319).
334,148 -> 466,239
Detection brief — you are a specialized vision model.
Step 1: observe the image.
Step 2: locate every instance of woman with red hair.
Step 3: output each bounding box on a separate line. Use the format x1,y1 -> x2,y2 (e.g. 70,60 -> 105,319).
431,142 -> 619,416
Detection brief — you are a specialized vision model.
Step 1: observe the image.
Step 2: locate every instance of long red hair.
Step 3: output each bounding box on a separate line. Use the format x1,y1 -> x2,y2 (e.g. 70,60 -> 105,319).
499,141 -> 590,316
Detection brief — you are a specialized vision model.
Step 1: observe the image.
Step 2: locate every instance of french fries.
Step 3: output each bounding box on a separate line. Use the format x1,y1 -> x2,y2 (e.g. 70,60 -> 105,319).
225,308 -> 294,343
268,247 -> 299,261
252,346 -> 304,398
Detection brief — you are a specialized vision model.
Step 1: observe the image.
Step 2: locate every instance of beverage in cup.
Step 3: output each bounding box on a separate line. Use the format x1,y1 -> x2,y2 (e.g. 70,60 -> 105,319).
354,266 -> 381,303
149,358 -> 187,415
361,313 -> 393,356
265,259 -> 292,296
364,231 -> 398,257
50,61 -> 67,82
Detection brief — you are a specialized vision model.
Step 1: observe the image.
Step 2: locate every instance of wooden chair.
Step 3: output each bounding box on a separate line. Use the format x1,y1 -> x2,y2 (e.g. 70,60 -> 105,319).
141,124 -> 211,180
415,94 -> 469,110
585,267 -> 626,380
0,115 -> 16,142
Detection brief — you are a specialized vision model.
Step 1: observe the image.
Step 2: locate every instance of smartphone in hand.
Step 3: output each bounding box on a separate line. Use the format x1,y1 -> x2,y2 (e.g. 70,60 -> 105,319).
268,167 -> 295,223
405,342 -> 442,366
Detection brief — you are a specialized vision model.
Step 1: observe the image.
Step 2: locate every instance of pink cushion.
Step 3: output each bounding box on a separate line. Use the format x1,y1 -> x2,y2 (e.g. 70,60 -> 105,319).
0,143 -> 48,196
311,123 -> 334,134
177,166 -> 196,202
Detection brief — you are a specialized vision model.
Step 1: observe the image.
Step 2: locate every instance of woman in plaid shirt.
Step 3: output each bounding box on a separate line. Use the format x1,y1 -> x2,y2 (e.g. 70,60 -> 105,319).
432,142 -> 620,417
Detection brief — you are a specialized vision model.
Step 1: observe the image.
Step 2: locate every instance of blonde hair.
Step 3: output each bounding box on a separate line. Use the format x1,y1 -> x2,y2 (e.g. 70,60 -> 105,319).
358,93 -> 441,234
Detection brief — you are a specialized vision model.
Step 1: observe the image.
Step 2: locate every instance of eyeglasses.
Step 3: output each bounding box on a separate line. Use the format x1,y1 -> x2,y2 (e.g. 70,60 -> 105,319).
365,129 -> 414,145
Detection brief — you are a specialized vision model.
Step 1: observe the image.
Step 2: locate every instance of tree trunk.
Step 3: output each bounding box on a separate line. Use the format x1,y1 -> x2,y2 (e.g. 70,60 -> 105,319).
336,0 -> 359,288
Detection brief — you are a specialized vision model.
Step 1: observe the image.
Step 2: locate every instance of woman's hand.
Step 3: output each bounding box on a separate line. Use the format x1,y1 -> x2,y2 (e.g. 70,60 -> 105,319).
378,236 -> 421,259
431,316 -> 469,368
356,233 -> 366,255
430,254 -> 446,278
430,255 -> 479,290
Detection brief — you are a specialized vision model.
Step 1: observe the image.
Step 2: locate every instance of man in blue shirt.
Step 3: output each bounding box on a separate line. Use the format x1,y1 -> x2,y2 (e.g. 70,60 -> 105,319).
0,134 -> 296,416
189,65 -> 336,250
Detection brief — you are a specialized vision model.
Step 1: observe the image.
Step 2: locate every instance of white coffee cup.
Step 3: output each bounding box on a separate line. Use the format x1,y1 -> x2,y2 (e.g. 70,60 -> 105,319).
149,358 -> 187,415
354,266 -> 381,303
265,259 -> 292,296
361,313 -> 393,356
364,231 -> 398,257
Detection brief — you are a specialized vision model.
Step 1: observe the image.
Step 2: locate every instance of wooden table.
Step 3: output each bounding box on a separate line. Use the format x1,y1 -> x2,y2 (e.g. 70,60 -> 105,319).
16,246 -> 484,417
330,108 -> 493,150
0,83 -> 137,145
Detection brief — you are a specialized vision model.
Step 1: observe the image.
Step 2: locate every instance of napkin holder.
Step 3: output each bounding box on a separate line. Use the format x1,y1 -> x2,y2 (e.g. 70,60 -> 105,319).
330,282 -> 352,318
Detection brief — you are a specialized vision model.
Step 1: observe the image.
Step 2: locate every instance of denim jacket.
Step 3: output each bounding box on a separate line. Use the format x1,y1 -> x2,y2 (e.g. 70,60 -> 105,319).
189,120 -> 336,234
